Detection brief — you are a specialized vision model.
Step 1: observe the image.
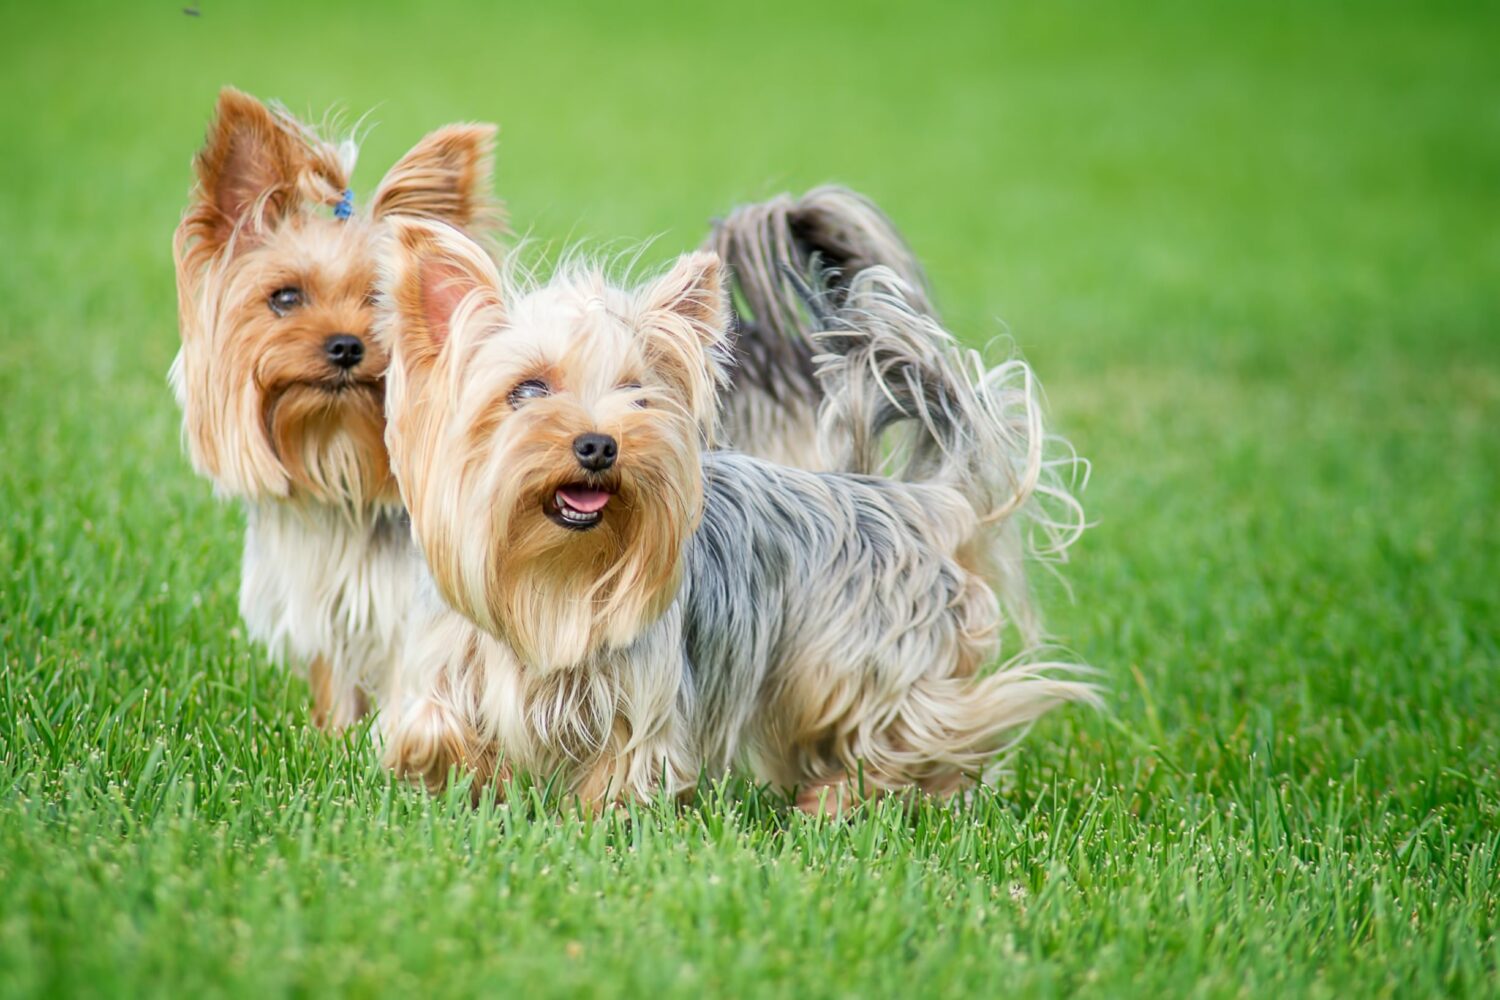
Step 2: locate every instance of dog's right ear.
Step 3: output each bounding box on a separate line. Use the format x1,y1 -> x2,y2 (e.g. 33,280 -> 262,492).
379,215 -> 504,371
186,88 -> 309,254
371,123 -> 503,236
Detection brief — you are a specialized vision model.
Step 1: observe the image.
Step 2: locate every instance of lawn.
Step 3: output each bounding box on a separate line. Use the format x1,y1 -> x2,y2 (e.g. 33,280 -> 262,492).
1,0 -> 1498,996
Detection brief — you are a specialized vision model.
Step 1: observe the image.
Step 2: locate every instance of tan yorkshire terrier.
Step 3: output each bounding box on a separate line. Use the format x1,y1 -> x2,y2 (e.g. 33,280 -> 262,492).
170,88 -> 501,728
374,216 -> 1095,812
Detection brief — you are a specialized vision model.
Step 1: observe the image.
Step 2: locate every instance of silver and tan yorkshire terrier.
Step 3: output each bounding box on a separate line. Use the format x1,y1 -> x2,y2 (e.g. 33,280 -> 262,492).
170,88 -> 501,728
374,215 -> 1095,812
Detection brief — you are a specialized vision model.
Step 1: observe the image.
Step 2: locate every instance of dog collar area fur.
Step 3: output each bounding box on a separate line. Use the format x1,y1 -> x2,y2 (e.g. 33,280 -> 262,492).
334,189 -> 354,221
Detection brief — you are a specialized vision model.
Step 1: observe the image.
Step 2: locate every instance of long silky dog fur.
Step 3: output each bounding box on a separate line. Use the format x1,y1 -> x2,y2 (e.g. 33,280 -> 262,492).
375,217 -> 1095,809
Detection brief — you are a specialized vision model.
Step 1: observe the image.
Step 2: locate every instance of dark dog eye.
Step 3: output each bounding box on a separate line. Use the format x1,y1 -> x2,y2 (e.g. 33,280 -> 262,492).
508,379 -> 551,408
268,287 -> 304,317
620,382 -> 648,409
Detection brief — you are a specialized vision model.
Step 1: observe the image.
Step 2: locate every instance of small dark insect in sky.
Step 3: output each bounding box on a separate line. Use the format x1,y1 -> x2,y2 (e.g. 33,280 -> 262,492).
183,5 -> 200,15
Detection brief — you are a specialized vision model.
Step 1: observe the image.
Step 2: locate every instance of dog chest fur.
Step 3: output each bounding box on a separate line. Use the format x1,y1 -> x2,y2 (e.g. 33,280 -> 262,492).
239,500 -> 415,709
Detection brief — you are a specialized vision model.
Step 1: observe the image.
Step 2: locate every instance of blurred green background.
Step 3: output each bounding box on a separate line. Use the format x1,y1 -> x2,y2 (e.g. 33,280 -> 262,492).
1,1 -> 1497,996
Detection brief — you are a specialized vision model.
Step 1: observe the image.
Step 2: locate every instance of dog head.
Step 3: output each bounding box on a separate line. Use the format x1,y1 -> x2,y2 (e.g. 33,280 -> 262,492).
170,87 -> 500,508
378,217 -> 729,669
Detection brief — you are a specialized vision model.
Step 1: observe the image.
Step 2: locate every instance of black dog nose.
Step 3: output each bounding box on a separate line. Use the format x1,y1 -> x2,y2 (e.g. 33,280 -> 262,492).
324,334 -> 365,369
573,433 -> 617,471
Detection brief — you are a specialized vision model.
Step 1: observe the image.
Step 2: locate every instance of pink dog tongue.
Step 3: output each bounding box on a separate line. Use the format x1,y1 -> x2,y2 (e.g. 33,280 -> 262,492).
557,486 -> 612,513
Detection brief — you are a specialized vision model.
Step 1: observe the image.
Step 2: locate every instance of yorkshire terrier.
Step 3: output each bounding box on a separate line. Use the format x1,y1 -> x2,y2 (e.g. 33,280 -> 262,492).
170,88 -> 501,729
373,216 -> 1095,811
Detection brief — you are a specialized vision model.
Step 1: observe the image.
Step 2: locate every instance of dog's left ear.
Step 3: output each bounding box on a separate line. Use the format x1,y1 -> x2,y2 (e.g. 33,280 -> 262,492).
643,252 -> 728,342
379,215 -> 504,372
371,123 -> 503,235
638,252 -> 731,437
185,88 -> 323,257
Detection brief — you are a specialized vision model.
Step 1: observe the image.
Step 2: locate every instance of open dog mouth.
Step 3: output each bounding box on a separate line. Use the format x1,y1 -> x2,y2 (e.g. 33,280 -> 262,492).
545,483 -> 616,531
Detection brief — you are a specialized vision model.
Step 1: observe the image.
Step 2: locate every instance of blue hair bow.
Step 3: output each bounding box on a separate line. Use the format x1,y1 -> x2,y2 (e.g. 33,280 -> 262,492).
334,189 -> 354,221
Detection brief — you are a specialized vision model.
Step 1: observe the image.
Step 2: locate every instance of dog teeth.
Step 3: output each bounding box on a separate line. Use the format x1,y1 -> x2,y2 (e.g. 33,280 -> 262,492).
554,493 -> 601,524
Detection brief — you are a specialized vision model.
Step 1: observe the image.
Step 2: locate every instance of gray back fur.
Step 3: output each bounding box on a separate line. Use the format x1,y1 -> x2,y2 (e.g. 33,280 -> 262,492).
677,451 -> 979,775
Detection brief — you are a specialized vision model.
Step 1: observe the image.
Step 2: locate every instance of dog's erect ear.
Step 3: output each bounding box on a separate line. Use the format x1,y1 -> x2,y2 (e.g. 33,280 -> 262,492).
379,215 -> 503,371
641,251 -> 729,348
188,88 -> 309,252
637,252 -> 731,436
371,124 -> 502,234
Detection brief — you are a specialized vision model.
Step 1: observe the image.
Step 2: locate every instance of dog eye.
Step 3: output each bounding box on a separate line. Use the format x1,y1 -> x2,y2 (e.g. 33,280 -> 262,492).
619,382 -> 648,409
508,379 -> 551,408
268,287 -> 305,317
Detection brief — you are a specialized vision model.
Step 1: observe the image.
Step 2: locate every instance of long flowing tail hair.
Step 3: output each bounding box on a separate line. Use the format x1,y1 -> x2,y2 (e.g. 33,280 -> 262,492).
811,267 -> 1087,646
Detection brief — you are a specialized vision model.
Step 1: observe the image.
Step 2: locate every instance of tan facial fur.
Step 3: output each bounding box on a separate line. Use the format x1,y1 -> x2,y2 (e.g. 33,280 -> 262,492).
379,218 -> 727,671
172,87 -> 501,507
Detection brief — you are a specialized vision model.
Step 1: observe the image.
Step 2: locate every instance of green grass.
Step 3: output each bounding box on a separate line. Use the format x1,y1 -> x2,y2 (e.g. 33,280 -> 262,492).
2,0 -> 1498,995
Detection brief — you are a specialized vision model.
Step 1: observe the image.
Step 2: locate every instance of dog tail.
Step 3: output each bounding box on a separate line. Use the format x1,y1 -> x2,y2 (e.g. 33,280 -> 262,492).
881,659 -> 1102,789
812,267 -> 1086,644
707,185 -> 934,345
703,186 -> 934,466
